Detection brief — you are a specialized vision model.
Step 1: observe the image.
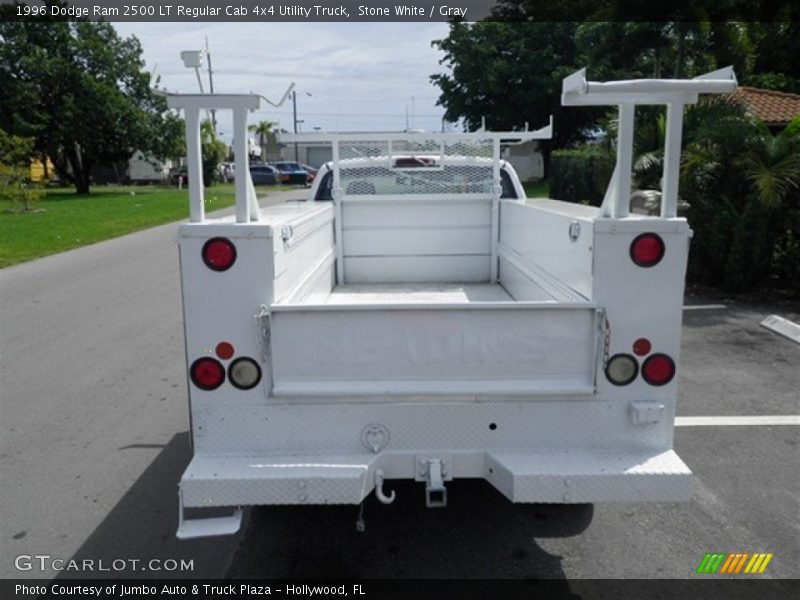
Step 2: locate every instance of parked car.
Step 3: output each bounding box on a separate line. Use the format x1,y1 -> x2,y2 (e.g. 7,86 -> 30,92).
299,163 -> 317,183
249,164 -> 279,185
169,166 -> 188,186
220,162 -> 235,183
271,161 -> 309,185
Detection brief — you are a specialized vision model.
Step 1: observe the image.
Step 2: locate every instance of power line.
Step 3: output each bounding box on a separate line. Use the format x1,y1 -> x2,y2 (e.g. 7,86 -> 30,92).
161,69 -> 439,83
251,112 -> 445,118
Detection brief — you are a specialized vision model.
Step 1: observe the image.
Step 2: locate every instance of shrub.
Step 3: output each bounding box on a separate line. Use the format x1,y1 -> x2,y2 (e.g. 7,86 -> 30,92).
770,192 -> 800,290
0,164 -> 44,211
549,146 -> 614,206
0,129 -> 44,211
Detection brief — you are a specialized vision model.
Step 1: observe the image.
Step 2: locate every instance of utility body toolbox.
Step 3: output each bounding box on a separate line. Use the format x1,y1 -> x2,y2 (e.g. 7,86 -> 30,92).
166,67 -> 737,539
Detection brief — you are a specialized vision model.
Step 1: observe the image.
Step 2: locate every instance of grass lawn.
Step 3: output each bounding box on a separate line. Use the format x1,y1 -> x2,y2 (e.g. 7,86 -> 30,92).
522,179 -> 550,198
0,183 -> 279,268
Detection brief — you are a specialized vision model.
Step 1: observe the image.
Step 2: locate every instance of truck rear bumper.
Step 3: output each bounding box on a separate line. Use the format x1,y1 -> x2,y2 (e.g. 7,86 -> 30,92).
177,448 -> 691,538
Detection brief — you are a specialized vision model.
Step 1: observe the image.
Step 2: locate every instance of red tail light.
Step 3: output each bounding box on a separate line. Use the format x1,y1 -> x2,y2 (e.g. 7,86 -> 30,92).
642,353 -> 676,386
632,338 -> 652,356
630,233 -> 665,267
202,237 -> 237,271
215,341 -> 235,360
190,357 -> 225,390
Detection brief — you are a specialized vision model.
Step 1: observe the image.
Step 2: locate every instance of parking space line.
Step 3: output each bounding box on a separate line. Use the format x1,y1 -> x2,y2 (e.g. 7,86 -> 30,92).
683,304 -> 727,310
675,415 -> 800,426
760,314 -> 800,344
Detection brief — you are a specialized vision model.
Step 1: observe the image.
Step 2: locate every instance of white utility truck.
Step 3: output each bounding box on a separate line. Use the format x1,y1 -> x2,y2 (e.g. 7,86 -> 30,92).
167,68 -> 737,539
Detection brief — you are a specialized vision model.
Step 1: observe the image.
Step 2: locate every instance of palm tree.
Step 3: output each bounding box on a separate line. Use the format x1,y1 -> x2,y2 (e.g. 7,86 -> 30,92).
632,111 -> 667,190
679,99 -> 800,290
681,100 -> 800,209
200,119 -> 227,186
248,120 -> 275,161
739,118 -> 800,208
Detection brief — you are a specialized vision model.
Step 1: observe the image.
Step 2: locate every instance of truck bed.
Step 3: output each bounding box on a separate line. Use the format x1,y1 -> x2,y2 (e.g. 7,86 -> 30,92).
263,198 -> 598,396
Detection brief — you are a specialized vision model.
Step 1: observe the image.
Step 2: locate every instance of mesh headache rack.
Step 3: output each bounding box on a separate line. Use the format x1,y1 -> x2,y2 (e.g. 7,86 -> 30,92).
281,124 -> 553,283
281,125 -> 553,201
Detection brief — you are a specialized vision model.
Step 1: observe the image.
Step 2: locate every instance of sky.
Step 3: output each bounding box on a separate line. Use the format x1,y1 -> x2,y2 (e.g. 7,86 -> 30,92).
113,22 -> 454,142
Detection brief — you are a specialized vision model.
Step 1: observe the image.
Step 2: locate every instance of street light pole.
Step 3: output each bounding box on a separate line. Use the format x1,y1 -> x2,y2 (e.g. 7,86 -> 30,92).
205,36 -> 217,134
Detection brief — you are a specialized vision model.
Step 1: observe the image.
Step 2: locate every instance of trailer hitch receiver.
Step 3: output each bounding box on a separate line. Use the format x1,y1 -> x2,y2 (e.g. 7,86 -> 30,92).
424,459 -> 448,508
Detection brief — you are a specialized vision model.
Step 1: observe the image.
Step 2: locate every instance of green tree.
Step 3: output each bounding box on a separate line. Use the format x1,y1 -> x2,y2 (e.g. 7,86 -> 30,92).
744,22 -> 800,93
575,22 -> 722,80
201,120 -> 227,186
0,128 -> 35,168
248,120 -> 275,161
575,20 -> 799,93
680,100 -> 800,289
431,21 -> 595,150
0,14 -> 183,194
740,119 -> 800,209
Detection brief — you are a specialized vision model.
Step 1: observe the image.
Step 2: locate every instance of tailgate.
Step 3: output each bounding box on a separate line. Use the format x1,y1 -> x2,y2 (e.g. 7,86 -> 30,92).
269,304 -> 599,396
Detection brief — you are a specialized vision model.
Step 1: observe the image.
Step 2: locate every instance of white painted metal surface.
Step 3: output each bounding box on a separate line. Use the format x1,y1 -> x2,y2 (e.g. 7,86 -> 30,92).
172,70 -> 739,539
180,448 -> 691,508
499,200 -> 594,300
167,94 -> 262,224
318,283 -> 514,304
269,304 -> 598,396
341,196 -> 493,283
562,67 -> 737,218
281,125 -> 553,143
165,91 -> 297,225
561,66 -> 737,105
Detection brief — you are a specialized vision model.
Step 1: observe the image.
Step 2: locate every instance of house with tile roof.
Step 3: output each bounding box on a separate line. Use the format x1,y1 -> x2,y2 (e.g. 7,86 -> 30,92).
732,87 -> 800,130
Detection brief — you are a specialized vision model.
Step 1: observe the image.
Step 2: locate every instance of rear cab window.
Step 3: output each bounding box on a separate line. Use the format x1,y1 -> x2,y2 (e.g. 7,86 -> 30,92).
314,165 -> 520,200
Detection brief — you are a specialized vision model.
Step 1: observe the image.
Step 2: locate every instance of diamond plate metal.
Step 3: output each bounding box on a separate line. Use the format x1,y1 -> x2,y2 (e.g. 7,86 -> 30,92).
179,448 -> 691,507
181,454 -> 375,507
486,449 -> 692,503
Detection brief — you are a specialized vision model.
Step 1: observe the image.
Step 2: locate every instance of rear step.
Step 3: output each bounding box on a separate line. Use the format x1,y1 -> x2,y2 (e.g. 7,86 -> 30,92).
176,490 -> 243,540
174,449 -> 692,538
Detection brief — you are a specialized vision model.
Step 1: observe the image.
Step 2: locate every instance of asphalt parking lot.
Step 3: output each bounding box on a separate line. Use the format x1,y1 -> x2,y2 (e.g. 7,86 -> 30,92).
1,202 -> 798,588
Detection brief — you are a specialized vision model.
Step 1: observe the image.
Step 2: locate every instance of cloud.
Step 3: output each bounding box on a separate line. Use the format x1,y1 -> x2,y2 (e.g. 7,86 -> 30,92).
114,22 -> 453,137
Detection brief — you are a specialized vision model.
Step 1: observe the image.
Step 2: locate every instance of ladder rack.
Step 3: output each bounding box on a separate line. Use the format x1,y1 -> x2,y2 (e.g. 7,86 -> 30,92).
562,67 -> 737,219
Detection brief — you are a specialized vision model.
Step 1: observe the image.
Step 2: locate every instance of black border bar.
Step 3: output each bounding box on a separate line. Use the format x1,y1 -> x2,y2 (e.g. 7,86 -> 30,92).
2,0 -> 799,22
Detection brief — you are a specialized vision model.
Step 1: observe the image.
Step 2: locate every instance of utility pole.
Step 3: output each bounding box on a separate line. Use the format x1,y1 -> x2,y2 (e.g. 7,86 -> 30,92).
292,90 -> 298,161
291,90 -> 311,161
205,36 -> 217,134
